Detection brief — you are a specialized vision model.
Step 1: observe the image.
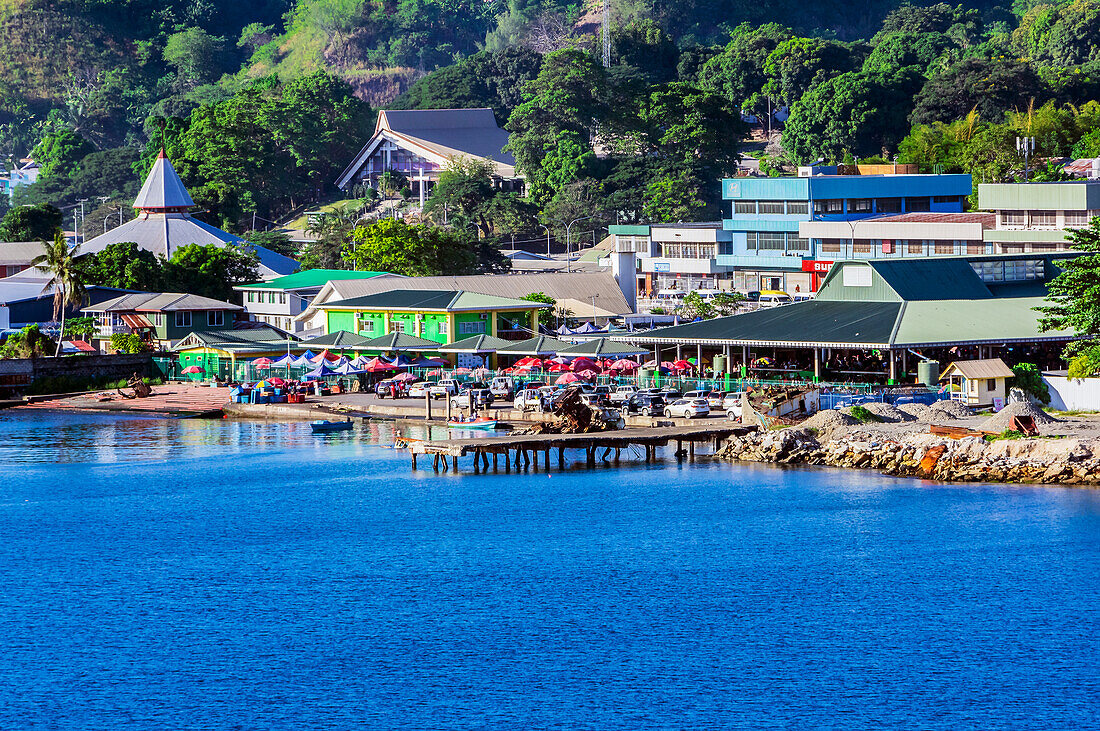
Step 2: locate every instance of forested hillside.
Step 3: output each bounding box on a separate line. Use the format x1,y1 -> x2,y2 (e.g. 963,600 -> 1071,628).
3,0 -> 1100,237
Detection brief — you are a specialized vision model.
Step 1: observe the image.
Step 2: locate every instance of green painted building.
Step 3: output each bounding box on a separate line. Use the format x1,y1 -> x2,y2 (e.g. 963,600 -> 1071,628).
234,268 -> 391,334
314,289 -> 550,347
84,292 -> 243,351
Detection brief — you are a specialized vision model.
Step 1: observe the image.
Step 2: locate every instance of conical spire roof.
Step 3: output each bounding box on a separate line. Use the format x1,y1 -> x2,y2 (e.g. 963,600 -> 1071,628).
133,149 -> 194,211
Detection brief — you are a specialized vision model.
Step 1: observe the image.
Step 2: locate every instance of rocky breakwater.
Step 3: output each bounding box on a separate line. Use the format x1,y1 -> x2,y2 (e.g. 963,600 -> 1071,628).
718,410 -> 1100,486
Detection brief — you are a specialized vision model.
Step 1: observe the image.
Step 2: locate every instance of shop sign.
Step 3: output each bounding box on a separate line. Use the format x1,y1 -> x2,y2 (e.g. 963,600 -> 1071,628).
801,260 -> 834,273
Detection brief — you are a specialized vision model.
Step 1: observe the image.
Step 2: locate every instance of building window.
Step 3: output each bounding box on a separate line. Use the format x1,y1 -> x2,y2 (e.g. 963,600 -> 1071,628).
788,237 -> 809,252
279,293 -> 287,305
246,291 -> 254,302
1000,243 -> 1026,253
786,201 -> 808,215
821,239 -> 842,253
1029,210 -> 1056,228
881,240 -> 894,254
391,321 -> 405,333
360,319 -> 375,332
1030,243 -> 1059,251
1002,210 -> 1026,227
971,259 -> 1043,282
813,199 -> 843,214
758,201 -> 785,214
907,240 -> 923,254
934,241 -> 954,254
745,232 -> 758,250
175,311 -> 192,328
848,199 -> 872,213
1064,210 -> 1089,227
933,195 -> 960,204
459,320 -> 486,335
757,232 -> 785,250
876,198 -> 902,213
965,242 -> 984,255
852,240 -> 873,254
156,313 -> 165,326
718,241 -> 733,255
906,197 -> 931,212
734,201 -> 756,214
207,311 -> 224,327
987,379 -> 996,391
438,321 -> 448,335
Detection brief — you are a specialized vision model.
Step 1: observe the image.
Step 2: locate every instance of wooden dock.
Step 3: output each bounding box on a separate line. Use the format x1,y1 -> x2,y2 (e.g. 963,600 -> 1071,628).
400,424 -> 755,473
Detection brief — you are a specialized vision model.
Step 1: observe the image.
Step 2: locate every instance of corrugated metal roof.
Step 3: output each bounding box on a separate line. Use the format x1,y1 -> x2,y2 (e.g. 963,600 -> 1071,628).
237,269 -> 391,290
871,259 -> 992,301
80,213 -> 297,279
940,358 -> 1015,380
0,241 -> 46,265
625,301 -> 903,348
173,326 -> 293,351
300,330 -> 373,347
133,151 -> 195,210
438,334 -> 514,352
871,212 -> 996,229
894,297 -> 1074,346
319,289 -> 548,312
307,272 -> 632,317
358,332 -> 441,351
556,339 -> 649,357
85,292 -> 242,312
379,109 -> 516,166
495,336 -> 574,355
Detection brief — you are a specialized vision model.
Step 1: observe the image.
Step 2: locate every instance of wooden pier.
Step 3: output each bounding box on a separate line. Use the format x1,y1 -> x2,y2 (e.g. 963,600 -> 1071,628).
400,424 -> 756,473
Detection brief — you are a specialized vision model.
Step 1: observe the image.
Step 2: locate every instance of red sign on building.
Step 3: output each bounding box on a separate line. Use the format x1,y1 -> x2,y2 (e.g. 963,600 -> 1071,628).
801,260 -> 834,273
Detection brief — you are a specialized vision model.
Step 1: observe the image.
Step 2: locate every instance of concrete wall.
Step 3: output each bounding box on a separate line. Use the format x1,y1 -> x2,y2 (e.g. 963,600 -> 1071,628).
1043,374 -> 1100,411
0,353 -> 152,394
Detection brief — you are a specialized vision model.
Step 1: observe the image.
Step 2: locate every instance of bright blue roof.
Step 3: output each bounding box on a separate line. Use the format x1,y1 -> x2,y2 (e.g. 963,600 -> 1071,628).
722,174 -> 972,200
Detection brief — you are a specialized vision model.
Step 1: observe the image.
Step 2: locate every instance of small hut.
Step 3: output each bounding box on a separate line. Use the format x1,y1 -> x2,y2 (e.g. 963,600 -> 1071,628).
940,358 -> 1015,407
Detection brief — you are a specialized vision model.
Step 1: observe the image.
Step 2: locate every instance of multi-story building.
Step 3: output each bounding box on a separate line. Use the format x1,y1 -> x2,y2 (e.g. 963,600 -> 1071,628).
83,292 -> 243,351
235,269 -> 394,334
721,173 -> 973,293
978,181 -> 1100,253
606,223 -> 733,297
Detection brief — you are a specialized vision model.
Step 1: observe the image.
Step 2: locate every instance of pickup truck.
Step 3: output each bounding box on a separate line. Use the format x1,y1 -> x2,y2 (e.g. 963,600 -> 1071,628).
609,385 -> 638,404
428,379 -> 459,399
489,376 -> 515,400
513,388 -> 544,412
451,388 -> 494,409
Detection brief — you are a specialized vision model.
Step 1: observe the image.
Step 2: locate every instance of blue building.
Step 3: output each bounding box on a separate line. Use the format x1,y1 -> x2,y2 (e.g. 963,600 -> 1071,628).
720,173 -> 973,293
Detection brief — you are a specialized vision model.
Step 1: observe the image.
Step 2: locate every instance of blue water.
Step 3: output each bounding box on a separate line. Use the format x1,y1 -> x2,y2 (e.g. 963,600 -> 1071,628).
0,411 -> 1098,729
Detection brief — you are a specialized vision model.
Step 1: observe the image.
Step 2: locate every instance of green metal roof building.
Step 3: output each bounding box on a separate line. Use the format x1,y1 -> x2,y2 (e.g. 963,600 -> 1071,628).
621,253 -> 1076,382
313,289 -> 550,365
234,269 -> 393,335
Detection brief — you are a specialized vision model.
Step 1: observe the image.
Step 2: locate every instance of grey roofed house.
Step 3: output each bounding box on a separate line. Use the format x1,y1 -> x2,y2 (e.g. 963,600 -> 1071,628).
335,108 -> 521,192
80,150 -> 298,280
0,241 -> 46,277
83,292 -> 244,313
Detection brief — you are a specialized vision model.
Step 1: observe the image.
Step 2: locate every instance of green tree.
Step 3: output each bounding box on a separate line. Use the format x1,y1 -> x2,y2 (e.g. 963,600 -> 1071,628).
909,57 -> 1046,126
699,23 -> 792,111
245,230 -> 298,259
31,130 -> 95,179
110,333 -> 152,354
0,324 -> 55,360
0,204 -> 63,242
763,37 -> 862,106
81,242 -> 165,291
343,218 -> 494,275
521,292 -> 556,307
63,316 -> 97,340
1038,219 -> 1100,350
1010,362 -> 1051,403
640,83 -> 745,180
31,232 -> 86,356
164,27 -> 231,89
163,244 -> 260,301
680,291 -> 715,319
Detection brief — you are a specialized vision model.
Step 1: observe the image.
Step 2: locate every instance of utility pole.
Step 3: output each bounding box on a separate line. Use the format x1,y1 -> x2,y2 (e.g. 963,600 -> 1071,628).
1017,136 -> 1035,181
78,198 -> 88,244
602,0 -> 611,69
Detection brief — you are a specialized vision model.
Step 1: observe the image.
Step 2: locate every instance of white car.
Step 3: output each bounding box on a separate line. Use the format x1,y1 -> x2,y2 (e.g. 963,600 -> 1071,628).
513,389 -> 543,412
407,381 -> 430,398
721,392 -> 745,411
609,385 -> 638,404
428,379 -> 459,399
664,398 -> 710,419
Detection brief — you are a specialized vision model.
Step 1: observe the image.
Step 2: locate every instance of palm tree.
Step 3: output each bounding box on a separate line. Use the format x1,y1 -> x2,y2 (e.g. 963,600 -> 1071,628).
31,233 -> 86,357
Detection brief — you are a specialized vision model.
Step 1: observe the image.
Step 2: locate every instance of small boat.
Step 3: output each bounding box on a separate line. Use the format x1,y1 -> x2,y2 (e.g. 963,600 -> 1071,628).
311,419 -> 353,434
446,416 -> 498,430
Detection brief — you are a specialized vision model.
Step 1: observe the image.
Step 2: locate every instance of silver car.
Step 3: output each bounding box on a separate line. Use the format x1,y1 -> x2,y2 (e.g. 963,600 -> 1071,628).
664,398 -> 710,419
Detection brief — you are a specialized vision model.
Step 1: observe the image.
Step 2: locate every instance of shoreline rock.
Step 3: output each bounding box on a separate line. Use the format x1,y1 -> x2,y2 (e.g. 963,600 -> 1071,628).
717,427 -> 1100,486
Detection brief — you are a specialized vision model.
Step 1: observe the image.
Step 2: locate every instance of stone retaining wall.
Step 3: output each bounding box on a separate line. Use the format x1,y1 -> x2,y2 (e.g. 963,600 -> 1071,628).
0,354 -> 152,395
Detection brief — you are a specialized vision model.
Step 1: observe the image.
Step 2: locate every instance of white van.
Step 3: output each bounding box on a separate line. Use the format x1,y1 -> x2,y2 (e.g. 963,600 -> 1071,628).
757,290 -> 793,308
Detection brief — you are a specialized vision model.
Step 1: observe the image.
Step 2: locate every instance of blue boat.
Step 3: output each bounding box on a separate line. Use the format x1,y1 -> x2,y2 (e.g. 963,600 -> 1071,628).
311,420 -> 353,434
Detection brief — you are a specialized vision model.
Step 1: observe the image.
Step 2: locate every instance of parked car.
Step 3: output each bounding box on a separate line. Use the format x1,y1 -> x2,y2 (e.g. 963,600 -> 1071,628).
490,376 -> 515,400
664,398 -> 710,419
705,391 -> 726,409
659,388 -> 683,401
375,379 -> 397,398
407,381 -> 429,398
609,385 -> 637,403
513,389 -> 544,412
721,391 -> 745,413
682,389 -> 711,401
428,379 -> 459,399
451,388 -> 494,410
624,393 -> 666,417
758,290 -> 793,307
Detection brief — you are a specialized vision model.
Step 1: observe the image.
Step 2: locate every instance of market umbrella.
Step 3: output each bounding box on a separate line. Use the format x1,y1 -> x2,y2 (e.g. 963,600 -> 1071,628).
334,362 -> 363,375
514,356 -> 543,368
252,357 -> 273,367
271,354 -> 296,367
254,380 -> 269,389
555,372 -> 581,384
363,357 -> 398,373
181,365 -> 204,374
570,357 -> 599,372
454,367 -> 471,374
611,358 -> 640,371
267,377 -> 287,386
393,372 -> 418,383
672,359 -> 693,371
548,363 -> 570,373
299,350 -> 317,361
576,369 -> 599,379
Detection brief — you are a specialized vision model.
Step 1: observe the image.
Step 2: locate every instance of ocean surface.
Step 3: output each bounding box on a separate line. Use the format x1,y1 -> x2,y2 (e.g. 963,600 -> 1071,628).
0,410 -> 1098,730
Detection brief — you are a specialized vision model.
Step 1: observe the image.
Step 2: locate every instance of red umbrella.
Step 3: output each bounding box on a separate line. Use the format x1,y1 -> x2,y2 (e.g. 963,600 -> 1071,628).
514,356 -> 543,367
570,357 -> 598,372
673,359 -> 693,370
252,357 -> 273,367
500,366 -> 515,374
181,365 -> 204,374
548,363 -> 570,373
555,372 -> 580,384
454,367 -> 471,374
576,369 -> 599,379
267,377 -> 286,386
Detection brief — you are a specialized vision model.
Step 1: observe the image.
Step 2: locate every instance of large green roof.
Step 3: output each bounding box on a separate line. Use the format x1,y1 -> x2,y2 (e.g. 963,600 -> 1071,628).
173,326 -> 296,353
300,330 -> 374,348
320,289 -> 549,312
357,331 -> 441,351
237,269 -> 389,290
557,338 -> 649,357
437,334 -> 514,353
495,335 -> 573,355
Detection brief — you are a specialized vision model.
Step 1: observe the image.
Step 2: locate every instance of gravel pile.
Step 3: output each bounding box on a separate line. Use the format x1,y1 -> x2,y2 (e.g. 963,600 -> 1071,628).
851,401 -> 916,422
929,400 -> 974,418
979,401 -> 1059,433
801,409 -> 858,432
896,402 -> 937,421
